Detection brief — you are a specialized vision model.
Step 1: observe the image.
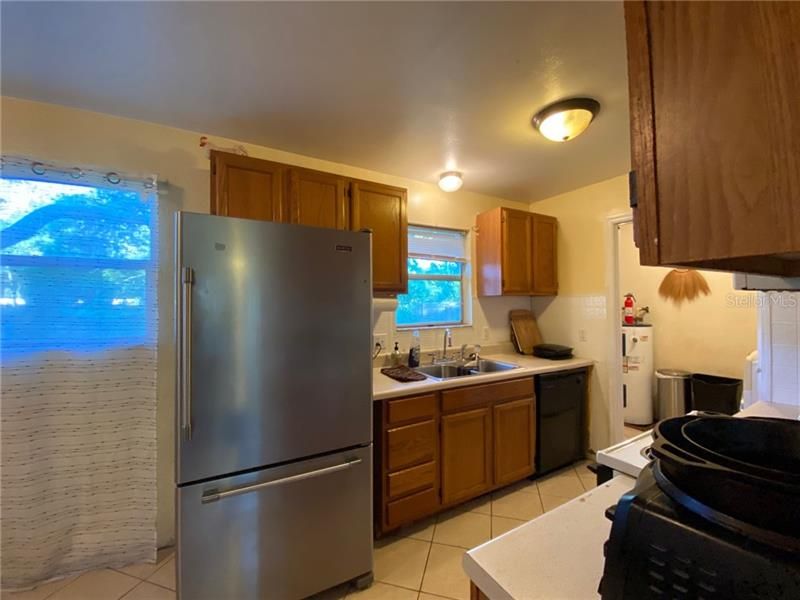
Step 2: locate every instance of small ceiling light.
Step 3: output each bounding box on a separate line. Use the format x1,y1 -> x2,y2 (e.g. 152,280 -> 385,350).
438,171 -> 463,192
532,97 -> 600,142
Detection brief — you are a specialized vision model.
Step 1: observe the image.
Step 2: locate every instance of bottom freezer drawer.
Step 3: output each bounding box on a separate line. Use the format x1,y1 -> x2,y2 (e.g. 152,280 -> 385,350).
177,445 -> 372,600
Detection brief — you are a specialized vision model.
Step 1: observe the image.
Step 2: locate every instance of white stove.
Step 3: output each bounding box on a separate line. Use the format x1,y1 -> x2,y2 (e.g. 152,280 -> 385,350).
596,401 -> 800,479
595,430 -> 654,478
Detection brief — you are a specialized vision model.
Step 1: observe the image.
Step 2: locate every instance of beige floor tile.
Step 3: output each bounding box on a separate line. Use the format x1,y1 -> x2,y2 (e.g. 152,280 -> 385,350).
1,576 -> 77,600
454,494 -> 492,515
578,472 -> 597,491
420,544 -> 470,600
48,569 -> 139,600
496,478 -> 539,496
540,494 -> 572,512
122,581 -> 175,600
491,516 -> 526,538
308,582 -> 349,600
145,558 -> 175,591
433,511 -> 490,549
345,582 -> 418,599
373,537 -> 431,590
624,426 -> 643,439
116,548 -> 174,581
536,470 -> 585,500
397,517 -> 436,542
491,488 -> 544,520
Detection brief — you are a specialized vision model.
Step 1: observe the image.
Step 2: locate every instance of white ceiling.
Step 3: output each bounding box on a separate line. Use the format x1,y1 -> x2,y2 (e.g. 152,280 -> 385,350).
1,1 -> 630,202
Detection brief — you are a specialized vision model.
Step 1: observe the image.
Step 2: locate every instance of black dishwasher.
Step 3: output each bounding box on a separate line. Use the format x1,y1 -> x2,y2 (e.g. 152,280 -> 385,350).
535,368 -> 587,474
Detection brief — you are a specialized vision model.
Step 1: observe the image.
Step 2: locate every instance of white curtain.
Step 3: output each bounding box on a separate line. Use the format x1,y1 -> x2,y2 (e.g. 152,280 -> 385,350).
0,158 -> 158,590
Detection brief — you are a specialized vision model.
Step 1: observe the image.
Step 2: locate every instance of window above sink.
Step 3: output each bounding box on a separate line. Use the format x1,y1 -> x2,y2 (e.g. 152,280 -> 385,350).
396,225 -> 470,329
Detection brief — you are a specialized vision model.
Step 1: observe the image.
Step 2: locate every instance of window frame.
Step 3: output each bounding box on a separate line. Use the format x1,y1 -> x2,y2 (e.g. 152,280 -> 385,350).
396,224 -> 470,330
0,161 -> 159,352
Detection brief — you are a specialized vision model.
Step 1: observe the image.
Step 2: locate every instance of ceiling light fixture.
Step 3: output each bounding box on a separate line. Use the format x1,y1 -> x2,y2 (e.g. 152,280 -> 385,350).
438,171 -> 463,192
532,97 -> 600,142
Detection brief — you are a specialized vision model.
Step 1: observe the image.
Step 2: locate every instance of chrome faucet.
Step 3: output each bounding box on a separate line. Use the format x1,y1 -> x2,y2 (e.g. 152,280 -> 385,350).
441,328 -> 452,361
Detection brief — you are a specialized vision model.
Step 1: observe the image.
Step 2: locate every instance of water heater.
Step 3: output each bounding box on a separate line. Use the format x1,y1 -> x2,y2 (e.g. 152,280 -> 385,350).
622,325 -> 654,425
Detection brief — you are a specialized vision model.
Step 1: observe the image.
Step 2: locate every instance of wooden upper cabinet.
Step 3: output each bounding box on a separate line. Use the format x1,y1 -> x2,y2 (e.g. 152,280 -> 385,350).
625,1 -> 800,276
476,207 -> 558,296
502,209 -> 533,294
440,407 -> 492,505
210,151 -> 285,221
287,168 -> 349,230
351,181 -> 408,295
208,152 -> 409,292
493,398 -> 535,485
531,214 -> 558,295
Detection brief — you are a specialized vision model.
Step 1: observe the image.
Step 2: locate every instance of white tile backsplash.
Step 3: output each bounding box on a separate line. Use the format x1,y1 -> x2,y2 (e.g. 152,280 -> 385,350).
760,292 -> 800,406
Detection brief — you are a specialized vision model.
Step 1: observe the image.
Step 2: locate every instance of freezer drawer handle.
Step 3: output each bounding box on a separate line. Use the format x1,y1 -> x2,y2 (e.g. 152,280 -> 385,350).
200,458 -> 363,504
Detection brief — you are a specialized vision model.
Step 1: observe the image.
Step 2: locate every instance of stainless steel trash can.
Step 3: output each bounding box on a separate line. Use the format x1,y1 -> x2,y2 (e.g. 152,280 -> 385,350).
656,369 -> 691,420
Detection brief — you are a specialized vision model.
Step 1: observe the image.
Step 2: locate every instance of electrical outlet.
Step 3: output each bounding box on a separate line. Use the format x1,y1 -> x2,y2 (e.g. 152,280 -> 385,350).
482,327 -> 490,341
373,333 -> 388,352
579,329 -> 588,343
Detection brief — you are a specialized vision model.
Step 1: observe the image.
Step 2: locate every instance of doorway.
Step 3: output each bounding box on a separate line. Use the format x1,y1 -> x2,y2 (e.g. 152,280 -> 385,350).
605,214 -> 759,446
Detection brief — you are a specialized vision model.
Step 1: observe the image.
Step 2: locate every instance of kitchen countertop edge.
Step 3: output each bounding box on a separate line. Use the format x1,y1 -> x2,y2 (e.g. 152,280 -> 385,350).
462,475 -> 635,600
372,354 -> 594,401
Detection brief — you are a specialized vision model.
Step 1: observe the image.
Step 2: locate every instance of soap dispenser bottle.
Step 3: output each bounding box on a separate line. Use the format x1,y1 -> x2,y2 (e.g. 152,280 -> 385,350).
408,330 -> 421,367
390,342 -> 401,366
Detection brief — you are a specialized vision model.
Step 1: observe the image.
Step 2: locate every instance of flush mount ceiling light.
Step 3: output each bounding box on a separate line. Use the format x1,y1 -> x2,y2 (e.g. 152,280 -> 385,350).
438,171 -> 463,192
532,97 -> 600,142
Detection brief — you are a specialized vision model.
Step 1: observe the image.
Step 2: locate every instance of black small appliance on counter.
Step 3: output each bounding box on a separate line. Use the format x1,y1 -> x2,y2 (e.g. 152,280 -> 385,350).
600,414 -> 800,599
532,343 -> 573,360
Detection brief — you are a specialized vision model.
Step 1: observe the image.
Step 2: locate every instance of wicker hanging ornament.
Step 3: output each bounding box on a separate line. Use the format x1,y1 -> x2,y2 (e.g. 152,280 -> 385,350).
658,269 -> 710,304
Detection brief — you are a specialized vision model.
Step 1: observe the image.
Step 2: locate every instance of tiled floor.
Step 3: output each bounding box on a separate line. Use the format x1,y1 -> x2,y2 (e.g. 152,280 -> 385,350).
2,547 -> 176,600
624,425 -> 647,439
4,462 -> 596,600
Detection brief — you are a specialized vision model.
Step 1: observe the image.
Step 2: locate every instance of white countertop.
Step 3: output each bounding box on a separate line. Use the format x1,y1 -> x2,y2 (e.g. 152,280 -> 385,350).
465,400 -> 800,599
464,475 -> 635,600
373,353 -> 594,401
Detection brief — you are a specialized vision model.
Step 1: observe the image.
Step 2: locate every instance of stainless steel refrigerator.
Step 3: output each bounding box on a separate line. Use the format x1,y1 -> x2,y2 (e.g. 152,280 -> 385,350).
174,212 -> 373,600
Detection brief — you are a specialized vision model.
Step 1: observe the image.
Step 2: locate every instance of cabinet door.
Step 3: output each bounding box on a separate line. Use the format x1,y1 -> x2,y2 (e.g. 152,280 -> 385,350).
441,408 -> 492,505
210,151 -> 285,221
351,181 -> 408,294
287,168 -> 348,230
626,1 -> 800,274
493,398 -> 535,486
501,209 -> 532,294
531,214 -> 558,295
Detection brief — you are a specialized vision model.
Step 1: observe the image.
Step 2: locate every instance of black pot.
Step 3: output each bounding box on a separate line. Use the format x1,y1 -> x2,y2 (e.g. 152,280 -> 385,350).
651,414 -> 800,546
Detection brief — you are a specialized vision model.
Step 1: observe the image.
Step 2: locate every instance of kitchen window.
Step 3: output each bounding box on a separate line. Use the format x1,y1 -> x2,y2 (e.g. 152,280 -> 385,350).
396,225 -> 468,328
0,167 -> 158,356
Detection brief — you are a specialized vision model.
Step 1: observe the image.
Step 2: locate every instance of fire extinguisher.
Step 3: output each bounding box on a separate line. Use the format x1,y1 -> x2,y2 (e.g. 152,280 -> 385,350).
623,293 -> 636,325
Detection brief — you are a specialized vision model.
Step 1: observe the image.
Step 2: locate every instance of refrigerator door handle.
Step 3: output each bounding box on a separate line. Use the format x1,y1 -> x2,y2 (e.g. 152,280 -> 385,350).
201,458 -> 363,504
181,266 -> 195,440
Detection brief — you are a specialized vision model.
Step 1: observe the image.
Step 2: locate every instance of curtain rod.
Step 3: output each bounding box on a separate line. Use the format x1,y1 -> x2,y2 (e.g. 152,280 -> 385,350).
0,155 -> 161,192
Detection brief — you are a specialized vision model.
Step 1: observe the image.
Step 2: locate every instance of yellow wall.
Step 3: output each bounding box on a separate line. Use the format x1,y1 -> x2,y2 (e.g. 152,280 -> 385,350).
529,175 -> 630,450
530,174 -> 629,294
618,222 -> 757,378
1,96 -> 532,546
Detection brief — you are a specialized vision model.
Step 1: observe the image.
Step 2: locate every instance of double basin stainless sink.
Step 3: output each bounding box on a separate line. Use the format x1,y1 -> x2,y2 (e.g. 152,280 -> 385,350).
414,359 -> 519,381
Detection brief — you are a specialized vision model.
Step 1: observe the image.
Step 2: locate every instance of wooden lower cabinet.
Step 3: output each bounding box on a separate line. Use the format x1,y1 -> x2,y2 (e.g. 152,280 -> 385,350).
441,407 -> 493,504
493,398 -> 535,485
375,377 -> 541,536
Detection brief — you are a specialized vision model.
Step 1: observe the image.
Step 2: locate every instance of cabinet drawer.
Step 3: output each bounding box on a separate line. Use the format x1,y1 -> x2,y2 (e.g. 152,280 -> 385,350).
387,461 -> 436,500
442,378 -> 533,413
386,420 -> 436,471
386,487 -> 438,529
386,394 -> 436,425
